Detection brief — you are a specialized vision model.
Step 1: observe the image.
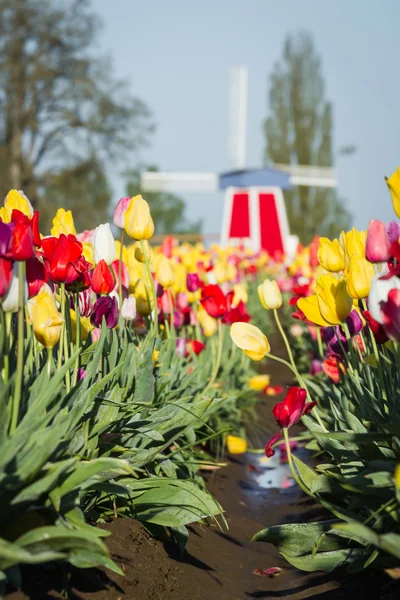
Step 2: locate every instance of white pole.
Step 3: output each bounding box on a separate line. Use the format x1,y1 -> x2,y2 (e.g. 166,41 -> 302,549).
229,66 -> 248,170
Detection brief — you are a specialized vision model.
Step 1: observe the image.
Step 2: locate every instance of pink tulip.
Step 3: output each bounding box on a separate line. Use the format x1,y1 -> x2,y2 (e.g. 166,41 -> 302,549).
365,219 -> 391,263
113,197 -> 131,229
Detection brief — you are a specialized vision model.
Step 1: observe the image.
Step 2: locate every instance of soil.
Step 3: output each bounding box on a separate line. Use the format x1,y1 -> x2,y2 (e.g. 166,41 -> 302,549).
6,333 -> 400,600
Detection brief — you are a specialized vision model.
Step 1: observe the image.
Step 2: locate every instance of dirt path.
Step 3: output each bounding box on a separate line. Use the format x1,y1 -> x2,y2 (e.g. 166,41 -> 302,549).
8,334 -> 399,599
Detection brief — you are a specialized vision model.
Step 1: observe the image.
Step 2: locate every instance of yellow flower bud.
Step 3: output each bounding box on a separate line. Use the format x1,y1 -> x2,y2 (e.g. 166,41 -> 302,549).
386,167 -> 400,218
124,195 -> 154,241
156,256 -> 175,288
51,208 -> 76,237
346,255 -> 375,299
134,240 -> 152,263
230,322 -> 270,361
258,279 -> 282,310
316,274 -> 353,325
27,284 -> 64,348
226,435 -> 248,455
318,238 -> 345,272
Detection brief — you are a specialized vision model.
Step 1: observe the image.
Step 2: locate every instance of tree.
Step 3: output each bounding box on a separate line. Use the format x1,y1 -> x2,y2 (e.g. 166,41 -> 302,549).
124,166 -> 202,235
0,0 -> 153,232
264,32 -> 351,244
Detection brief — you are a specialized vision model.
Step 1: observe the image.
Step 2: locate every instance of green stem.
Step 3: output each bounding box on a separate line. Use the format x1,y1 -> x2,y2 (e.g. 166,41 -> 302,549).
10,261 -> 26,433
283,428 -> 310,495
316,326 -> 324,358
204,319 -> 223,393
58,284 -> 65,371
118,229 -> 125,309
72,292 -> 81,386
47,347 -> 53,377
140,240 -> 158,334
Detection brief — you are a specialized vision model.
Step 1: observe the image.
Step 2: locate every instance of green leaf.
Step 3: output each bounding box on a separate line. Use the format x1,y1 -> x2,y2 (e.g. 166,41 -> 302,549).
252,520 -> 340,556
282,548 -> 370,572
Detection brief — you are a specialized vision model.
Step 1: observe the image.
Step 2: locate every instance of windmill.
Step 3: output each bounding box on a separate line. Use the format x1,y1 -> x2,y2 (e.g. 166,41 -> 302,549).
141,67 -> 337,257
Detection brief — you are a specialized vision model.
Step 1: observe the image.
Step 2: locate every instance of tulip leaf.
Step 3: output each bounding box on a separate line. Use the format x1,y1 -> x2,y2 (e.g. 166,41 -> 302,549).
252,520 -> 341,556
281,548 -> 370,572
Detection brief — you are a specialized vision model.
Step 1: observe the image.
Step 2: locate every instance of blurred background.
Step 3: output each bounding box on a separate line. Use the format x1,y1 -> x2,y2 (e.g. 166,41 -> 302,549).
0,0 -> 398,243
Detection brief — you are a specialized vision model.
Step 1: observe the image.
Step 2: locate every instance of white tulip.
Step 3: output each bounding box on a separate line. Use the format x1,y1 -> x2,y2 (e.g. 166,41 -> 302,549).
121,295 -> 137,321
92,223 -> 116,265
368,273 -> 400,324
2,263 -> 28,313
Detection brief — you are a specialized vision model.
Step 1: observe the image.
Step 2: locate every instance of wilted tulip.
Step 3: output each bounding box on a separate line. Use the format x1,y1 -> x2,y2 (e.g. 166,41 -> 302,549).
113,196 -> 131,229
27,284 -> 64,348
230,322 -> 270,361
92,223 -> 116,265
258,279 -> 282,310
365,219 -> 391,263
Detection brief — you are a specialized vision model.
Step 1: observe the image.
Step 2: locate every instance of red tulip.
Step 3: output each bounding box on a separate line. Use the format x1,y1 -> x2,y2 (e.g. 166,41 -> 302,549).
26,257 -> 48,297
200,284 -> 227,318
42,234 -> 91,285
265,387 -> 316,457
380,289 -> 400,341
222,291 -> 250,325
91,259 -> 115,295
0,257 -> 13,297
363,310 -> 389,344
187,340 -> 206,355
7,210 -> 37,260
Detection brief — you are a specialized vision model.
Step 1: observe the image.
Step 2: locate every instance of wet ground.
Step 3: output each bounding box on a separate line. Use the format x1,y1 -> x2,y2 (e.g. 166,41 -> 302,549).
7,333 -> 400,599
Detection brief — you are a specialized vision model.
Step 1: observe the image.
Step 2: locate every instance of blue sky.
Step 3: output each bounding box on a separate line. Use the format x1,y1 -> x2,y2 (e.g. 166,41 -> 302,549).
95,0 -> 400,235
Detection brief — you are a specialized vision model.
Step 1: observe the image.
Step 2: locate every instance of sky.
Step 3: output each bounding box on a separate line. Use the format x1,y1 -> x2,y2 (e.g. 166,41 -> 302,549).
95,0 -> 400,236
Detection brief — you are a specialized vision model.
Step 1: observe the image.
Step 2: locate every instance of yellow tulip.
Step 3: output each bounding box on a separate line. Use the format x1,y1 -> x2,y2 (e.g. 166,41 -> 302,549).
69,310 -> 93,342
345,255 -> 375,299
51,208 -> 76,237
395,464 -> 400,488
136,297 -> 152,316
316,274 -> 352,325
248,374 -> 270,391
258,279 -> 282,310
318,238 -> 345,272
0,189 -> 33,222
134,279 -> 151,303
152,349 -> 160,364
124,195 -> 154,241
340,228 -> 366,269
297,295 -> 331,327
230,322 -> 270,361
386,167 -> 400,218
198,305 -> 217,337
134,240 -> 152,263
115,240 -> 129,264
226,435 -> 248,455
213,261 -> 227,284
27,284 -> 64,348
232,283 -> 248,306
81,242 -> 94,266
156,256 -> 175,288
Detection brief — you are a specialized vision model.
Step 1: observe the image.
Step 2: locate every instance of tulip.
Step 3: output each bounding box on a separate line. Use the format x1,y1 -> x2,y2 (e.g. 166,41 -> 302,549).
380,289 -> 400,341
368,272 -> 400,324
197,305 -> 217,337
386,221 -> 400,245
297,294 -> 331,327
175,338 -> 187,358
77,289 -> 94,317
2,262 -> 28,312
90,296 -> 119,328
121,295 -> 137,320
222,291 -> 250,324
51,208 -> 76,237
92,223 -> 116,265
363,310 -> 389,344
113,196 -> 131,229
0,189 -> 33,222
26,258 -> 48,298
248,374 -> 270,391
386,167 -> 400,218
316,274 -> 352,324
91,259 -> 115,295
8,212 -> 36,261
69,310 -> 93,342
27,284 -> 64,348
136,297 -> 152,317
0,222 -> 12,256
230,322 -> 270,361
186,273 -> 200,292
124,195 -> 154,241
365,219 -> 391,263
265,387 -> 317,457
0,257 -> 13,297
156,256 -> 175,288
41,234 -> 91,285
200,284 -> 227,318
318,238 -> 345,272
186,340 -> 206,355
226,435 -> 247,455
258,279 -> 282,310
346,255 -> 375,300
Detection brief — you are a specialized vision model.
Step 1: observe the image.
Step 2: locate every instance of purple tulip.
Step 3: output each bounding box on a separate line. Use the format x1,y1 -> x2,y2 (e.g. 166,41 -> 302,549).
175,338 -> 187,358
186,273 -> 200,292
386,221 -> 400,245
90,296 -> 119,328
0,222 -> 12,256
340,309 -> 364,338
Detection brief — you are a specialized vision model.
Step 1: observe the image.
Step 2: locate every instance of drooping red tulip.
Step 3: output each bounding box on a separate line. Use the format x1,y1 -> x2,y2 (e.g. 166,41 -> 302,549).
91,259 -> 115,295
265,387 -> 317,457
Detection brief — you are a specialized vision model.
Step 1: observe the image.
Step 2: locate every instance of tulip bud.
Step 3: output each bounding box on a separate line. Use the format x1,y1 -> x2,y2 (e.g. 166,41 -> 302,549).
2,262 -> 28,312
365,219 -> 391,263
186,273 -> 200,292
90,296 -> 119,328
124,195 -> 154,241
113,197 -> 131,229
92,223 -> 116,266
258,279 -> 282,310
386,168 -> 400,218
91,259 -> 115,295
121,295 -> 137,320
230,322 -> 270,361
316,274 -> 353,324
226,435 -> 247,455
156,256 -> 174,288
27,284 -> 64,348
51,208 -> 76,237
134,240 -> 152,263
318,238 -> 345,272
